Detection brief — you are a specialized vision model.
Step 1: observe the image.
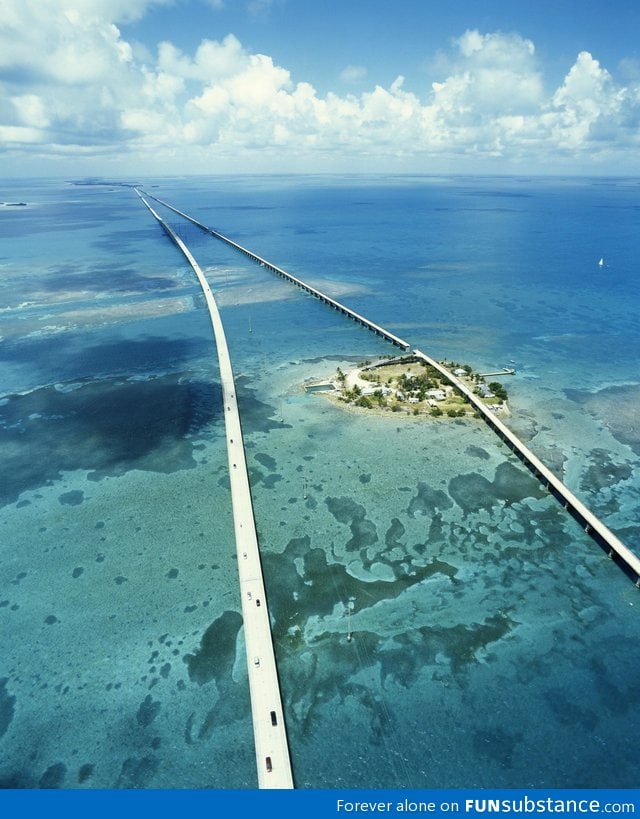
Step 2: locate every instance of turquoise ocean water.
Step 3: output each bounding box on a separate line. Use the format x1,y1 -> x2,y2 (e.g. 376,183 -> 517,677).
0,176 -> 639,789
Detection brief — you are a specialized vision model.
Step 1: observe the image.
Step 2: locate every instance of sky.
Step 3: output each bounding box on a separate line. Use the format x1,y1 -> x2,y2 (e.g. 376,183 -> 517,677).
2,0 -> 640,177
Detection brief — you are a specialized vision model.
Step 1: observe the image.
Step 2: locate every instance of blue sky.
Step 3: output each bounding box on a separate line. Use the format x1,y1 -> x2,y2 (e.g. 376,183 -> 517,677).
2,0 -> 640,176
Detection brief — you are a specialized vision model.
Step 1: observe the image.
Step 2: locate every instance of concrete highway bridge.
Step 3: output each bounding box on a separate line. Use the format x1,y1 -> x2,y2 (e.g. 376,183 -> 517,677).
136,190 -> 294,789
136,188 -> 639,785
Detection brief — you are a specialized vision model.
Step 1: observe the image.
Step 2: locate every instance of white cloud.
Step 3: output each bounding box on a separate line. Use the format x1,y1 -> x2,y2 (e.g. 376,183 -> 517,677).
1,8 -> 640,174
11,94 -> 51,128
247,0 -> 278,17
340,65 -> 367,83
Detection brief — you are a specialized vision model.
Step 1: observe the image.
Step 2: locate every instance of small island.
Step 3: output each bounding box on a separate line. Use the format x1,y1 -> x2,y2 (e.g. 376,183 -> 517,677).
307,354 -> 511,419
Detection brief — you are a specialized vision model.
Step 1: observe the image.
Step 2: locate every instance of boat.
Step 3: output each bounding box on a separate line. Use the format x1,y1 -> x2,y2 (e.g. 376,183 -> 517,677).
598,257 -> 604,267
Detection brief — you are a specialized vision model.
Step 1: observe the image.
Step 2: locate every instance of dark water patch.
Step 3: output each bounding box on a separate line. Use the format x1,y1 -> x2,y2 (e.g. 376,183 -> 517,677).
408,482 -> 453,517
544,687 -> 598,730
196,693 -> 249,739
43,263 -> 183,297
472,726 -> 522,768
508,504 -> 573,550
160,663 -> 171,678
448,473 -> 497,514
166,568 -> 179,579
0,335 -> 211,396
0,772 -> 31,788
93,226 -> 171,252
282,535 -> 311,558
385,518 -> 405,549
114,576 -> 128,585
136,694 -> 161,726
1,212 -> 109,240
0,678 -> 16,738
72,567 -> 84,578
114,756 -> 159,788
78,763 -> 95,783
347,517 -> 378,551
492,461 -> 546,503
533,445 -> 566,479
0,373 -> 218,506
235,378 -> 291,434
283,611 -> 511,739
44,615 -> 59,625
379,613 -> 514,686
16,499 -> 30,508
467,189 -> 532,199
38,762 -> 67,789
580,449 -> 632,493
184,610 -> 243,686
589,657 -> 628,716
466,445 -> 491,460
59,490 -> 84,506
184,713 -> 196,745
10,571 -> 27,585
255,452 -> 277,471
264,541 -> 457,640
359,473 -> 371,484
343,684 -> 389,747
326,496 -> 365,524
284,632 -> 383,737
566,384 -> 640,455
428,512 -> 445,542
325,496 -> 378,551
249,467 -> 266,485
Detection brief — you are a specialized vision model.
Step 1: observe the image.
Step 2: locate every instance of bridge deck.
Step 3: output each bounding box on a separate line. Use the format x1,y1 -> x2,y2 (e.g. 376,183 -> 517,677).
136,190 -> 294,789
139,190 -> 410,351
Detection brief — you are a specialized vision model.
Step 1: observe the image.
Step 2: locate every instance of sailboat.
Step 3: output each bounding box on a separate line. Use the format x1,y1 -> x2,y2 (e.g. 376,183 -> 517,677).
598,257 -> 604,268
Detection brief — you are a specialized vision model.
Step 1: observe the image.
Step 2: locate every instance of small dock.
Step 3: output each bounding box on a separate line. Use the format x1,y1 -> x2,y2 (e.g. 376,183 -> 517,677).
136,190 -> 294,789
137,190 -> 410,352
477,368 -> 516,377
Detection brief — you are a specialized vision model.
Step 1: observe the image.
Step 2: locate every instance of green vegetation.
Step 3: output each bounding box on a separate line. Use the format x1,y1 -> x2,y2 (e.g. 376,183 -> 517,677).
488,381 -> 509,401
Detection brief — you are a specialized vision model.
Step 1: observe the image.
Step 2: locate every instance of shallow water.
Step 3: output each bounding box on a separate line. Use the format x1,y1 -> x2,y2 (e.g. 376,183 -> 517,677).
0,176 -> 639,788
